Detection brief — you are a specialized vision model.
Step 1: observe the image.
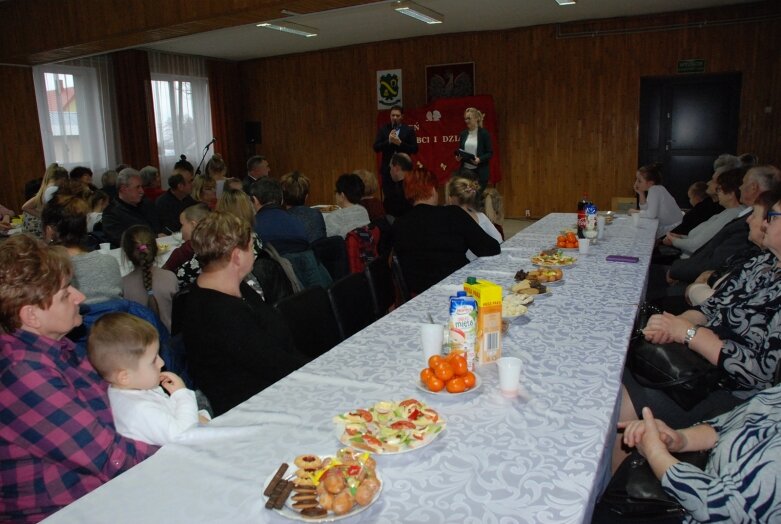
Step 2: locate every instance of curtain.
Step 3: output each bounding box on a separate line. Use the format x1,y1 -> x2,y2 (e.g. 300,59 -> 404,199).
149,51 -> 213,187
113,50 -> 159,172
32,55 -> 118,180
207,60 -> 244,181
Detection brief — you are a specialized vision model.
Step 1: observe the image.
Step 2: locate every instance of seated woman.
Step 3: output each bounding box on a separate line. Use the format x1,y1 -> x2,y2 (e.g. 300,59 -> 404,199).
191,175 -> 217,210
685,189 -> 777,307
280,171 -> 326,244
617,191 -> 781,463
324,174 -> 371,238
446,176 -> 503,261
353,169 -> 386,223
629,163 -> 682,238
178,212 -> 305,416
617,388 -> 781,523
121,225 -> 179,333
41,194 -> 122,304
163,203 -> 211,287
393,167 -> 501,295
0,235 -> 157,522
21,163 -> 68,238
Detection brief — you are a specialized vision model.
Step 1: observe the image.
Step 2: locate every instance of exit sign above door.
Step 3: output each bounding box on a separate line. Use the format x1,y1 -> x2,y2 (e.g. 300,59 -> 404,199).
677,59 -> 706,74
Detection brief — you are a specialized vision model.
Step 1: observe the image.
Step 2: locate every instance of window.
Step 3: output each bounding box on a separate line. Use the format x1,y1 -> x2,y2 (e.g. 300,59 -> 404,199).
149,52 -> 212,185
33,58 -> 117,177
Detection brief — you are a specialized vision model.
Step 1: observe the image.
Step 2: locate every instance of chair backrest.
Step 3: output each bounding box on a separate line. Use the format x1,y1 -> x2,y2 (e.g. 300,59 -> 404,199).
364,255 -> 394,320
311,235 -> 349,281
281,249 -> 333,289
251,247 -> 295,305
370,216 -> 394,257
273,286 -> 342,359
327,271 -> 376,340
345,225 -> 380,273
390,253 -> 411,306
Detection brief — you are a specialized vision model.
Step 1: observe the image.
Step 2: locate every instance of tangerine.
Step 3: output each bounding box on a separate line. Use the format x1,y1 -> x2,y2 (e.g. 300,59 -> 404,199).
450,355 -> 468,377
462,371 -> 476,389
445,377 -> 466,393
434,361 -> 454,382
420,368 -> 434,384
428,355 -> 443,368
426,375 -> 445,392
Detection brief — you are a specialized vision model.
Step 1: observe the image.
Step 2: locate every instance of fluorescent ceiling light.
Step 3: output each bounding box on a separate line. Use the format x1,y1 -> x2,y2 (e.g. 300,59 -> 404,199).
393,1 -> 444,24
555,0 -> 577,5
256,20 -> 318,37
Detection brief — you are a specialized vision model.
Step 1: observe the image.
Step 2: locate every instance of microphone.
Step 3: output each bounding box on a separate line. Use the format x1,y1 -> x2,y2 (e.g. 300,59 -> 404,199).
204,138 -> 216,150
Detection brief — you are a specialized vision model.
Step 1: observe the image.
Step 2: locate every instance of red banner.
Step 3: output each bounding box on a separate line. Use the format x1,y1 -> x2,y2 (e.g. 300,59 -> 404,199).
376,95 -> 501,186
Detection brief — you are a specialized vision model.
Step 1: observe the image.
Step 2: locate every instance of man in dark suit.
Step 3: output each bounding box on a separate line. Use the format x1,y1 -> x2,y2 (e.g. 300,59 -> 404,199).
373,105 -> 418,218
102,168 -> 162,246
243,155 -> 270,194
155,171 -> 196,233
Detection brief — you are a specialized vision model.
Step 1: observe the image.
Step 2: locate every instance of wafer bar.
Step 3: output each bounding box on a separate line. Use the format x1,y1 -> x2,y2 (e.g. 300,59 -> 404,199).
264,463 -> 289,497
273,480 -> 295,510
265,479 -> 288,509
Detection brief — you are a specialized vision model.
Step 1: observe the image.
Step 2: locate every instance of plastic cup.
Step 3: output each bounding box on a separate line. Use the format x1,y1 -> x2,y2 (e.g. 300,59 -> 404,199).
420,324 -> 444,365
631,213 -> 640,227
578,238 -> 590,255
497,357 -> 522,397
99,242 -> 111,253
172,231 -> 182,245
597,216 -> 606,239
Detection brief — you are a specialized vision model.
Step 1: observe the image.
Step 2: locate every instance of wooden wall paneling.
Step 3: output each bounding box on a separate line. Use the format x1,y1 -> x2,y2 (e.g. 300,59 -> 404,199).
112,50 -> 159,170
0,66 -> 45,212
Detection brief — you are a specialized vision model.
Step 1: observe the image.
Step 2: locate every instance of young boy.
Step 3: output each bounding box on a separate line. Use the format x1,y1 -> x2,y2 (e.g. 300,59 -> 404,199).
87,312 -> 209,445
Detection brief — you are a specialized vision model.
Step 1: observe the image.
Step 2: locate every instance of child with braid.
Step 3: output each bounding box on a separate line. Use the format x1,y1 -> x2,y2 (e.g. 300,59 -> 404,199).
121,225 -> 179,332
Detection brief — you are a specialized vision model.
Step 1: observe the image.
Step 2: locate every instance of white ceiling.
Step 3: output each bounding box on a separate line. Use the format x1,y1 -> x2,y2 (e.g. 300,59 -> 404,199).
143,0 -> 757,61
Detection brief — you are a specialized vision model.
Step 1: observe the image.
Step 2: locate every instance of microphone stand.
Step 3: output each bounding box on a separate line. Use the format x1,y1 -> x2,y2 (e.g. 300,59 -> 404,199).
194,140 -> 214,176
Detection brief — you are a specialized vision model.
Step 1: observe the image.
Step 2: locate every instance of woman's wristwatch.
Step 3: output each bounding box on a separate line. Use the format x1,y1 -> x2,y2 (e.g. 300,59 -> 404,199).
684,325 -> 701,345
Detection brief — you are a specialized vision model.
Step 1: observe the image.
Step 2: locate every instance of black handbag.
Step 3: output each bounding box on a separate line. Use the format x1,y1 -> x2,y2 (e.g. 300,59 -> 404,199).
627,304 -> 723,411
600,449 -> 709,520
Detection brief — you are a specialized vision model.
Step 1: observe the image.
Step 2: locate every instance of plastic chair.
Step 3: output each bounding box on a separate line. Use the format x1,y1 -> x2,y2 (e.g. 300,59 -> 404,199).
273,286 -> 342,358
345,225 -> 380,273
327,272 -> 376,340
311,235 -> 349,281
364,256 -> 394,320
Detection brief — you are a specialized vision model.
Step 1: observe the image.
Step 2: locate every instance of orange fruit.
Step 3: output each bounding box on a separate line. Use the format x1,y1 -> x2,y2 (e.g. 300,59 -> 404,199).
428,355 -> 443,368
434,361 -> 454,382
462,371 -> 476,389
426,375 -> 445,392
420,368 -> 434,384
445,377 -> 466,393
450,355 -> 468,377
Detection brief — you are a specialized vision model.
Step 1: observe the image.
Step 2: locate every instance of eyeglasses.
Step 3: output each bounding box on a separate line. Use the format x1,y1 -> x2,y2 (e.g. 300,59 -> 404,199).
766,211 -> 781,223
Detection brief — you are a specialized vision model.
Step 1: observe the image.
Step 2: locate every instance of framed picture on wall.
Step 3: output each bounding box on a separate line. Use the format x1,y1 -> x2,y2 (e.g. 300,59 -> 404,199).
426,62 -> 475,103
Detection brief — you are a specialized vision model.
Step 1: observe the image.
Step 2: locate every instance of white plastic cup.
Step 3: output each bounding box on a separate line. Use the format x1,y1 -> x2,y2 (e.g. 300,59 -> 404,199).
578,237 -> 590,255
497,357 -> 522,397
597,216 -> 606,239
420,324 -> 444,365
99,242 -> 111,253
172,231 -> 182,245
631,213 -> 640,227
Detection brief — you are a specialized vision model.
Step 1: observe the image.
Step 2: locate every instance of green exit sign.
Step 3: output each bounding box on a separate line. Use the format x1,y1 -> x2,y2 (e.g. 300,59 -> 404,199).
678,59 -> 706,74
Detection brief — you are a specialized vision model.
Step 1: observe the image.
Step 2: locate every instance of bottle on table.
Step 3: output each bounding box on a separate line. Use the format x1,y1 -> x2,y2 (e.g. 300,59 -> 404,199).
577,193 -> 591,239
449,291 -> 477,371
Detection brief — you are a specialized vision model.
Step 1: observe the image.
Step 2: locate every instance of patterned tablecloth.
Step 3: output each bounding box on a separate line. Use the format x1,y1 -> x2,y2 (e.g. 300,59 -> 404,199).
44,213 -> 658,524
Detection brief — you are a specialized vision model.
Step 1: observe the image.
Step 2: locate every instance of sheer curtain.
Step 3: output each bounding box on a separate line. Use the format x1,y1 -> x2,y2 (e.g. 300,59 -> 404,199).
32,55 -> 118,182
149,52 -> 213,187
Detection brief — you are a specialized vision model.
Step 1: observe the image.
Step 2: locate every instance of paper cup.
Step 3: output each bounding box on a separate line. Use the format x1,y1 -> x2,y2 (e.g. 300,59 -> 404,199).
631,213 -> 640,227
597,216 -> 606,239
99,242 -> 111,253
578,238 -> 590,255
497,357 -> 522,397
420,324 -> 444,365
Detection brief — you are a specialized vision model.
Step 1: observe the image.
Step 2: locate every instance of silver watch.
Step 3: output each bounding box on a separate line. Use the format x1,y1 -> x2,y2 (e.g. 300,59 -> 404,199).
684,325 -> 700,345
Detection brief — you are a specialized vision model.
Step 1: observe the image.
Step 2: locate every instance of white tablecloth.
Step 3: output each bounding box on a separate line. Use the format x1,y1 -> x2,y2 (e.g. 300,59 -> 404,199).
44,213 -> 658,524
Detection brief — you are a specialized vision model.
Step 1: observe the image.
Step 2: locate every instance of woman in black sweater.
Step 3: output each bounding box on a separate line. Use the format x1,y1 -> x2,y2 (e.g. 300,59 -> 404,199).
393,167 -> 501,295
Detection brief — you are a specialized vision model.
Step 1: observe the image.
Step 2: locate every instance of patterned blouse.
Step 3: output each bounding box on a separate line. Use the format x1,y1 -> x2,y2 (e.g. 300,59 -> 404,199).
697,251 -> 781,397
663,384 -> 781,523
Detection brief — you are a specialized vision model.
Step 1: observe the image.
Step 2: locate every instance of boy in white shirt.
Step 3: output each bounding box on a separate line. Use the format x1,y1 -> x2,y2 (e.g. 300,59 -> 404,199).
87,312 -> 209,445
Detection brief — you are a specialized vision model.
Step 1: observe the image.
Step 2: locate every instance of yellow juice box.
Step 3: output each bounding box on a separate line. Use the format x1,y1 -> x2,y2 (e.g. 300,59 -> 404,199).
463,277 -> 502,365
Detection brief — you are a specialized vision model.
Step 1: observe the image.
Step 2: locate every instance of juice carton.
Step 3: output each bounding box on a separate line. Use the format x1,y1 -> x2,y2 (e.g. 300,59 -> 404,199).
448,291 -> 477,371
463,277 -> 503,365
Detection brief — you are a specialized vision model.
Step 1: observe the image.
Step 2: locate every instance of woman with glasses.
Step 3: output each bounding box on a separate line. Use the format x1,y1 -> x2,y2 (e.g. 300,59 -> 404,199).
616,188 -> 781,445
455,107 -> 492,192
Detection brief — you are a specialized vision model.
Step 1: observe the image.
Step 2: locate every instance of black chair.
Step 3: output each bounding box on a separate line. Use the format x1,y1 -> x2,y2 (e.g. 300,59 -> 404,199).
311,235 -> 349,281
390,253 -> 411,306
274,286 -> 342,359
365,256 -> 394,320
327,272 -> 376,340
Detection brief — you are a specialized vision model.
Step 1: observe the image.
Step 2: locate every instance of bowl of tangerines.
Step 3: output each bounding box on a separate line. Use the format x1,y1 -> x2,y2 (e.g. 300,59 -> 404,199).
555,231 -> 579,249
418,353 -> 480,395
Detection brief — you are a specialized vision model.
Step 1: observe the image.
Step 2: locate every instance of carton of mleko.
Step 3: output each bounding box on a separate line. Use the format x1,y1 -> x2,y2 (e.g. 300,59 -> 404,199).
463,278 -> 502,365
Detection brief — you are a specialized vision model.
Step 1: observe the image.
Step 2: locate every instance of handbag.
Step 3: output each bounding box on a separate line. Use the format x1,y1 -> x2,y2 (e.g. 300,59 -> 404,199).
627,304 -> 723,411
600,449 -> 709,519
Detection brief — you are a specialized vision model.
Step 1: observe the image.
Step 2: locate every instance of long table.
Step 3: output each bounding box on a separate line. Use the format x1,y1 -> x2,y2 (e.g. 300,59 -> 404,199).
44,213 -> 658,523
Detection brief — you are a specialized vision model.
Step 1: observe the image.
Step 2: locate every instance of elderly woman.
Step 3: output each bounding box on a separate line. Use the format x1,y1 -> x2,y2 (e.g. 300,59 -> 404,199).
324,173 -> 371,238
393,167 -> 501,295
618,192 -> 781,438
617,389 -> 781,523
0,235 -> 157,522
139,165 -> 164,202
177,212 -> 304,416
280,171 -> 326,244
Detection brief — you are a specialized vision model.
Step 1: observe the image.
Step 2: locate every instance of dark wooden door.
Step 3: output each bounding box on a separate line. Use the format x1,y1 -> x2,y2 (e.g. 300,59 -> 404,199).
639,73 -> 741,207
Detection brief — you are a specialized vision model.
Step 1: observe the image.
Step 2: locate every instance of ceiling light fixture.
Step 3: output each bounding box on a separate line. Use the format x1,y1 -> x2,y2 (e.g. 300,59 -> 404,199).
554,0 -> 577,5
256,20 -> 318,37
393,1 -> 444,24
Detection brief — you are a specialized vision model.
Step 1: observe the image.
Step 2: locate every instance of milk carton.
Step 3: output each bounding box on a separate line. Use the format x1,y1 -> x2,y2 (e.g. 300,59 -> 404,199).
448,291 -> 477,371
463,277 -> 503,365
